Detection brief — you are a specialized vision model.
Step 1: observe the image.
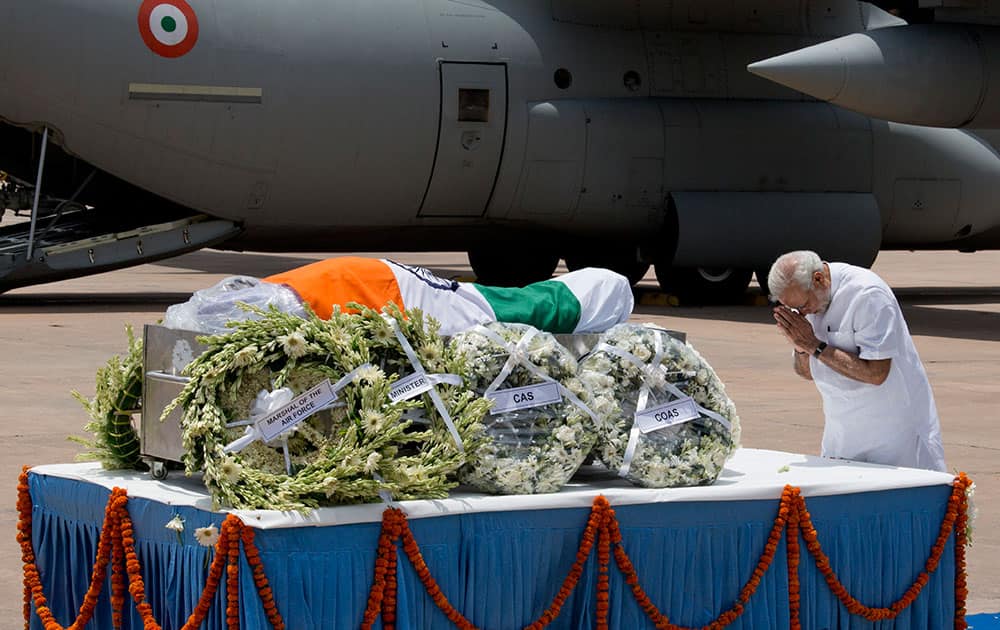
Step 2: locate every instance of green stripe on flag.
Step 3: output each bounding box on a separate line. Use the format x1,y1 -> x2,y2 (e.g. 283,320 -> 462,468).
473,280 -> 582,333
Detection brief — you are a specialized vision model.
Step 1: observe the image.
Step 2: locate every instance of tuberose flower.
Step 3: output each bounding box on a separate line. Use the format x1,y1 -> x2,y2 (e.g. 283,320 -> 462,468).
165,514 -> 185,532
165,514 -> 185,544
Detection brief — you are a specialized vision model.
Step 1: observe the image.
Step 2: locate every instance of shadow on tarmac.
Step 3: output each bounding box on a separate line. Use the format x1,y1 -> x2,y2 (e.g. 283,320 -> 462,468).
634,289 -> 1000,343
0,293 -> 188,313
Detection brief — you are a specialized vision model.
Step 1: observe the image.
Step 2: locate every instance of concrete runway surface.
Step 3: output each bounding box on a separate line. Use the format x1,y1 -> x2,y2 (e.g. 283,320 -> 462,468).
0,249 -> 997,625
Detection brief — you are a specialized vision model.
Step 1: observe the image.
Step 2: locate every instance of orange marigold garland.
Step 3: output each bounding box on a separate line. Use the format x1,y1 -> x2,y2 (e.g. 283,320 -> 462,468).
18,467 -> 33,630
359,509 -> 399,630
383,524 -> 400,630
954,473 -> 971,630
796,477 -> 966,623
596,517 -> 611,630
241,521 -> 286,630
114,493 -> 163,630
182,518 -> 232,630
786,487 -> 802,630
400,514 -> 479,630
226,519 -> 241,630
523,498 -> 604,630
17,466 -> 973,630
109,501 -> 126,629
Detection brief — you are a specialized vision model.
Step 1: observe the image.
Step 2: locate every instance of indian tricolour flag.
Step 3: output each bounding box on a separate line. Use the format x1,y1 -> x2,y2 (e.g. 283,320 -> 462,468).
264,258 -> 634,336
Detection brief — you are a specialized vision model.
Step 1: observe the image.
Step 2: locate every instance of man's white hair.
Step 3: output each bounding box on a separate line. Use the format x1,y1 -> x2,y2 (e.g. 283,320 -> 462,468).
767,250 -> 823,298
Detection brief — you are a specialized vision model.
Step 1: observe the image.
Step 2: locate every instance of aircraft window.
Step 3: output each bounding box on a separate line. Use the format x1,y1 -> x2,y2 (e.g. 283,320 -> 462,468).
554,68 -> 572,90
624,70 -> 642,92
458,89 -> 490,122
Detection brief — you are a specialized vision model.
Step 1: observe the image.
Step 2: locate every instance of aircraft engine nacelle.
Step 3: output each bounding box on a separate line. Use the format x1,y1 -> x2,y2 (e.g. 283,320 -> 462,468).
503,99 -> 881,262
749,24 -> 1000,129
668,192 -> 882,270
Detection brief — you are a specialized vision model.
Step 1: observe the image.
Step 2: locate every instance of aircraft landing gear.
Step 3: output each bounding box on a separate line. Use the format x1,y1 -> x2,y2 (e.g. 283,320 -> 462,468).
754,267 -> 772,300
468,247 -> 559,287
654,264 -> 752,305
563,249 -> 650,286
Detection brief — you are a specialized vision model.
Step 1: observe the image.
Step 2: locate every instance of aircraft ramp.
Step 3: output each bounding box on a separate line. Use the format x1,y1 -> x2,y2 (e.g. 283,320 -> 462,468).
0,205 -> 241,292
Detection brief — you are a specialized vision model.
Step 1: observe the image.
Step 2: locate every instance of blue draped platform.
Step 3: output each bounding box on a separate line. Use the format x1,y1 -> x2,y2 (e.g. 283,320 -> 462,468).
24,450 -> 961,629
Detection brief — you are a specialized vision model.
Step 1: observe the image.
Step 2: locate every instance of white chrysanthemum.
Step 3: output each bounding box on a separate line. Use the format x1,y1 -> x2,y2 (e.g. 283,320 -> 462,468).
554,425 -> 577,444
232,345 -> 258,368
354,364 -> 384,385
331,329 -> 352,347
418,343 -> 443,364
360,408 -> 387,433
165,515 -> 185,532
194,524 -> 220,547
219,457 -> 244,483
370,320 -> 394,343
364,452 -> 382,474
278,331 -> 309,359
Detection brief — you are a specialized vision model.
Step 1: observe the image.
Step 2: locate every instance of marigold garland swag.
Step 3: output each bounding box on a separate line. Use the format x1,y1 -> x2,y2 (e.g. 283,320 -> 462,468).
18,467 -> 972,630
17,466 -> 284,630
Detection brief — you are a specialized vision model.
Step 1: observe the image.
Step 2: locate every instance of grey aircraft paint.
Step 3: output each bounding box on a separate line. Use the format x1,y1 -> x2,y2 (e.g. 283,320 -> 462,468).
2,0 -> 1000,299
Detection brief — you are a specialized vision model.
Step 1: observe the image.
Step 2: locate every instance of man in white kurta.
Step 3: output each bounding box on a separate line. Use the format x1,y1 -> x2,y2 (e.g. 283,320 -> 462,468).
768,251 -> 946,472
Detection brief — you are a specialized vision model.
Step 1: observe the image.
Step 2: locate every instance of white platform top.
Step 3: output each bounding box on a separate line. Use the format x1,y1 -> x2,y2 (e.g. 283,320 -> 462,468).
30,448 -> 955,530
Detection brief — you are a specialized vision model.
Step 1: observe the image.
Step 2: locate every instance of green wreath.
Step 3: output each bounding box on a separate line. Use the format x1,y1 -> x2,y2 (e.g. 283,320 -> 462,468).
71,326 -> 145,470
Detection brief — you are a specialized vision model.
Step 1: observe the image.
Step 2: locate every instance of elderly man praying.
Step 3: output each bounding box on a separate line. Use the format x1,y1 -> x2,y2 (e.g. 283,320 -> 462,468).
767,250 -> 946,472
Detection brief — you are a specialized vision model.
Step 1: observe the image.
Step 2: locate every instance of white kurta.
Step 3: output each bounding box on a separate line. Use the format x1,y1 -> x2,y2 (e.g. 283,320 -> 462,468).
806,263 -> 946,472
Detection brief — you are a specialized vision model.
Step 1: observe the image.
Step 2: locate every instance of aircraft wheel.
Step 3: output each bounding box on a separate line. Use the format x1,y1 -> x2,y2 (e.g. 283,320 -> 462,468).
468,248 -> 559,287
564,253 -> 650,286
654,264 -> 752,304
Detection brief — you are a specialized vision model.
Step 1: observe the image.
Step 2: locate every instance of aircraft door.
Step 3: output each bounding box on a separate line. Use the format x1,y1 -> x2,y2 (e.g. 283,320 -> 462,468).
419,62 -> 507,217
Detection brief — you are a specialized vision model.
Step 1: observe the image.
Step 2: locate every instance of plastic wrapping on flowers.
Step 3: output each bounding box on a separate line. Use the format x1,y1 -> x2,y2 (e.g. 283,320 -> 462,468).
579,323 -> 741,488
449,323 -> 612,495
164,306 -> 487,512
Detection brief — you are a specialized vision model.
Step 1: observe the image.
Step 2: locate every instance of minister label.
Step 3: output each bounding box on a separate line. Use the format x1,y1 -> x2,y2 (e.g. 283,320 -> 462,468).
388,372 -> 433,403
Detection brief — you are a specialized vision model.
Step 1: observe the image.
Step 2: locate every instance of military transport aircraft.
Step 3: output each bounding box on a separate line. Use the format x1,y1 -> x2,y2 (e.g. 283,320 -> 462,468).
1,0 -> 999,302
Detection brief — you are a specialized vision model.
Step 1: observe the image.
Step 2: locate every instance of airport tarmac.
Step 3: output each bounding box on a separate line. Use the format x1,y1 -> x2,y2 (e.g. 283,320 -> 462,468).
0,248 -> 997,624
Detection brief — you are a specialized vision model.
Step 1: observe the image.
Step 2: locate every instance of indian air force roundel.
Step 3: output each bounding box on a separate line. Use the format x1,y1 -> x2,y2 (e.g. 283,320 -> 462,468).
138,0 -> 199,58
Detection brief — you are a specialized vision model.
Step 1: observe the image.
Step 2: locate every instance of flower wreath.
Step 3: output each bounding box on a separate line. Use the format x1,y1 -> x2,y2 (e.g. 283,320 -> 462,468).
579,323 -> 741,488
166,306 -> 487,512
449,323 -> 612,495
71,326 -> 145,470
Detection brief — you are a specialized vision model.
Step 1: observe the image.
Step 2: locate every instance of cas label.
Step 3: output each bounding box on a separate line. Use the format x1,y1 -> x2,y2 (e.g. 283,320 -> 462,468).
488,382 -> 562,414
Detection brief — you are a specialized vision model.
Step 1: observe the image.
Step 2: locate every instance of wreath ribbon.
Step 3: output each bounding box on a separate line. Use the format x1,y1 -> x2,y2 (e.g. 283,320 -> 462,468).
222,363 -> 373,456
473,325 -> 599,423
385,316 -> 465,453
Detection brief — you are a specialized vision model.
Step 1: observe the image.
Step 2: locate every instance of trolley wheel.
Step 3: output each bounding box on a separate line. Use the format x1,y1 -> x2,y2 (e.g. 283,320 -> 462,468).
149,460 -> 169,480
